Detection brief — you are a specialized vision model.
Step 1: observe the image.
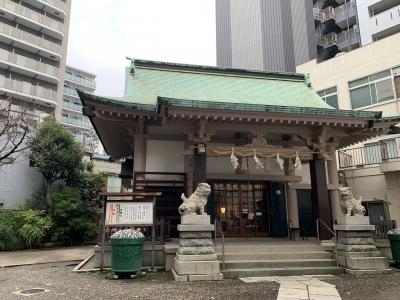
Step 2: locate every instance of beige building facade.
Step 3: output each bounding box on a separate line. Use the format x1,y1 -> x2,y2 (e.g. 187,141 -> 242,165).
297,32 -> 400,227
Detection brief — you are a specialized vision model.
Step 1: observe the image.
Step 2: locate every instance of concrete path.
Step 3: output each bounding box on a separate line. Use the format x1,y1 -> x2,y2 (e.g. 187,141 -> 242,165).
0,246 -> 93,268
240,275 -> 342,300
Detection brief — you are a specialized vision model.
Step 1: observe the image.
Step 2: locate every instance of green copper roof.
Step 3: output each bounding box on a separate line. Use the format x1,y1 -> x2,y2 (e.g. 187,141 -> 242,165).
120,59 -> 334,109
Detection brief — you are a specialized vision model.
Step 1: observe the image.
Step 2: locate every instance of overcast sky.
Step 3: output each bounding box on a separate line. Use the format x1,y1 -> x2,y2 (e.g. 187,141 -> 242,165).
66,0 -> 216,97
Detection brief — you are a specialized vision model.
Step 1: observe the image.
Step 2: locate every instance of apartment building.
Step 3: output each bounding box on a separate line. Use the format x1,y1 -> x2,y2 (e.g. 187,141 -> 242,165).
62,66 -> 99,153
0,0 -> 71,119
358,0 -> 400,45
297,33 -> 400,226
217,0 -> 400,71
0,0 -> 71,208
314,0 -> 361,61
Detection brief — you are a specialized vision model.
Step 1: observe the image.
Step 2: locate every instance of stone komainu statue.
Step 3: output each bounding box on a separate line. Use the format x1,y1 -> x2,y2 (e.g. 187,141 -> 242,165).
339,186 -> 366,216
178,183 -> 211,215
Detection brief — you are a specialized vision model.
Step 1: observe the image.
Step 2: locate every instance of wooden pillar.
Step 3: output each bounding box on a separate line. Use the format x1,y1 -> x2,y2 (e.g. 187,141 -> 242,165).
133,134 -> 146,189
193,144 -> 207,187
284,161 -> 299,228
327,146 -> 342,224
183,142 -> 194,195
310,155 -> 332,240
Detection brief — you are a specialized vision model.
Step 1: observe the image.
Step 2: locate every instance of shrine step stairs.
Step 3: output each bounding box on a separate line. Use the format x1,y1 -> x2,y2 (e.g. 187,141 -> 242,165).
215,238 -> 344,278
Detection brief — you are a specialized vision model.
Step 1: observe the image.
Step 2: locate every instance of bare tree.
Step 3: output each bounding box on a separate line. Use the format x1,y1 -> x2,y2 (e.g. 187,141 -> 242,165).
0,98 -> 30,167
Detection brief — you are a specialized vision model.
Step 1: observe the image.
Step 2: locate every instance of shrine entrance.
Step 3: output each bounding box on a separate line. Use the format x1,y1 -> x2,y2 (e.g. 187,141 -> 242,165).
212,182 -> 270,237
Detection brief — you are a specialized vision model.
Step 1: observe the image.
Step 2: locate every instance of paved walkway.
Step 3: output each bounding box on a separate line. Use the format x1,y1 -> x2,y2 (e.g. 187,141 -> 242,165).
241,275 -> 341,300
0,246 -> 93,268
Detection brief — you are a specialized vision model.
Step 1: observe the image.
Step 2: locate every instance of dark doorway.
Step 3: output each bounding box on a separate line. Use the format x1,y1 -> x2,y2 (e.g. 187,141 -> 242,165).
297,190 -> 316,237
270,182 -> 288,237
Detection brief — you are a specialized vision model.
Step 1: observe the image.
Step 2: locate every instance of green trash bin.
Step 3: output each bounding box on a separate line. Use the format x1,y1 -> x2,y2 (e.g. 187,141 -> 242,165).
388,229 -> 400,263
110,229 -> 145,276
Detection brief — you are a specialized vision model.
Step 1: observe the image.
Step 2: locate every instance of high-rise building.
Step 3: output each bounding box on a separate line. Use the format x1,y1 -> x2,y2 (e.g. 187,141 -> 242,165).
0,0 -> 71,208
216,0 -> 317,72
62,66 -> 99,153
216,0 -> 400,71
357,0 -> 400,45
0,0 -> 71,120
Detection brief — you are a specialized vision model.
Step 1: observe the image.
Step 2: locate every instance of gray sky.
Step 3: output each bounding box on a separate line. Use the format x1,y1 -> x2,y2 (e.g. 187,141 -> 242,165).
66,0 -> 216,97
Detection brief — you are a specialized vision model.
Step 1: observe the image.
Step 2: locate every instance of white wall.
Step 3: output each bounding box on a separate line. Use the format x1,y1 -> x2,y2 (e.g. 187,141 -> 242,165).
0,156 -> 44,208
145,140 -> 184,173
357,0 -> 374,45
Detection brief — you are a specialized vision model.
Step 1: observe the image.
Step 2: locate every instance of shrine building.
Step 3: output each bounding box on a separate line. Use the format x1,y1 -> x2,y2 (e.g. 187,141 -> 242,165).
78,59 -> 399,241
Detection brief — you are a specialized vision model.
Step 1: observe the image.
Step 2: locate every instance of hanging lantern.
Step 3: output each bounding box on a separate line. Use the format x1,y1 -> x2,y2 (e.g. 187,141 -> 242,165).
294,151 -> 302,170
276,153 -> 284,170
253,149 -> 264,169
230,148 -> 239,170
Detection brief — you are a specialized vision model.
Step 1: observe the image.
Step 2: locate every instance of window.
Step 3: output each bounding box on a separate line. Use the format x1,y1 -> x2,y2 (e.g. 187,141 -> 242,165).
317,86 -> 339,109
107,176 -> 122,193
349,69 -> 395,109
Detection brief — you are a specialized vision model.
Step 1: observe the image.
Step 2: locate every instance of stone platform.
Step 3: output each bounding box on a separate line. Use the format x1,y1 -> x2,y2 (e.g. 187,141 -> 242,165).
334,216 -> 389,274
172,215 -> 223,281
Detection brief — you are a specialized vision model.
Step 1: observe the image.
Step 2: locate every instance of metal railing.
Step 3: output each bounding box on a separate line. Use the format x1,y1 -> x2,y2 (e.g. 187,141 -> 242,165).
214,219 -> 225,271
0,74 -> 56,101
371,220 -> 397,240
63,100 -> 82,112
316,218 -> 338,267
316,27 -> 359,48
0,0 -> 64,33
41,0 -> 66,12
0,22 -> 62,55
339,138 -> 400,169
61,115 -> 92,128
0,48 -> 58,77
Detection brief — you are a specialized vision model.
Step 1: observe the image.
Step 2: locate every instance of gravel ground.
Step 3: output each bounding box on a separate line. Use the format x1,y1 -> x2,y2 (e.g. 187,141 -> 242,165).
323,271 -> 400,300
1,263 -> 400,300
0,263 -> 279,300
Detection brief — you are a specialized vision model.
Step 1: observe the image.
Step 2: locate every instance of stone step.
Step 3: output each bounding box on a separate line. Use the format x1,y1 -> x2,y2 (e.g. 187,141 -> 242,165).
222,259 -> 337,269
215,245 -> 324,253
345,256 -> 388,270
218,251 -> 332,261
222,266 -> 344,278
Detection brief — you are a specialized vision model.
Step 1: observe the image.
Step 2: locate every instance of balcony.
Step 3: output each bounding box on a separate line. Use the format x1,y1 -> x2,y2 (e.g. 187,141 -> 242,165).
0,47 -> 59,82
0,22 -> 62,60
62,115 -> 92,129
40,0 -> 66,12
0,0 -> 64,39
65,72 -> 96,89
62,100 -> 82,112
336,27 -> 360,50
370,5 -> 400,40
338,137 -> 400,172
64,85 -> 79,98
0,74 -> 57,106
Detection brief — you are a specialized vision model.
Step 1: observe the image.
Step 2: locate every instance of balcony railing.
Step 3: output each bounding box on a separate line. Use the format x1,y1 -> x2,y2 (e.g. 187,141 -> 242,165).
65,73 -> 95,88
0,0 -> 64,33
339,137 -> 400,169
41,0 -> 66,12
0,22 -> 62,55
63,100 -> 82,112
316,27 -> 359,48
314,2 -> 356,23
0,74 -> 56,101
0,48 -> 58,77
62,115 -> 92,129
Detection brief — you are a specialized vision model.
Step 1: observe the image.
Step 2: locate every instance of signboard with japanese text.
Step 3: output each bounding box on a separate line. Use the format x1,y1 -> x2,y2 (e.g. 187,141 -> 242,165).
105,202 -> 154,226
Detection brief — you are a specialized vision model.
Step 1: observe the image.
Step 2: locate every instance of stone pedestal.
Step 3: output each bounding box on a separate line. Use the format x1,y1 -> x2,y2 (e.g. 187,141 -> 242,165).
172,215 -> 223,281
334,216 -> 389,274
